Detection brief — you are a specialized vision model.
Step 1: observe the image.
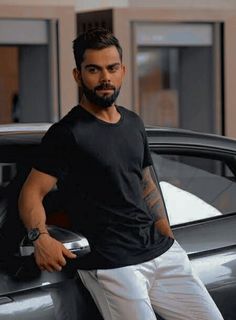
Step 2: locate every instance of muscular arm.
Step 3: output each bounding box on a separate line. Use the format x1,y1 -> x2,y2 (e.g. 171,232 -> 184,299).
19,168 -> 56,231
142,166 -> 174,239
18,168 -> 76,272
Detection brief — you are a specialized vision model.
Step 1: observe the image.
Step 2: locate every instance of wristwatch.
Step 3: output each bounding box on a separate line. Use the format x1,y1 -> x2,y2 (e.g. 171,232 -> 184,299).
27,228 -> 48,241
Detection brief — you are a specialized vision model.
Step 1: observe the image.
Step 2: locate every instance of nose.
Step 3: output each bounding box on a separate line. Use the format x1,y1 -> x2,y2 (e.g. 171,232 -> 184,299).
100,69 -> 110,82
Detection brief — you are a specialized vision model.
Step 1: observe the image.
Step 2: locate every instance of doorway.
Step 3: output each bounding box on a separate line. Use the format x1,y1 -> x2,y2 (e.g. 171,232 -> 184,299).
0,19 -> 59,124
133,23 -> 223,134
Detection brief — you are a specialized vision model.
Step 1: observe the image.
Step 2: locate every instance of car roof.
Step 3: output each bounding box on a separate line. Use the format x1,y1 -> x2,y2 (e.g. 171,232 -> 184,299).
0,123 -> 52,134
0,124 -> 236,153
146,127 -> 236,153
0,123 -> 52,146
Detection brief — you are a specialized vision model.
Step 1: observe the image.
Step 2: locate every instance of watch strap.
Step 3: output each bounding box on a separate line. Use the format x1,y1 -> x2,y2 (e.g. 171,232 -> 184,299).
27,228 -> 49,241
37,232 -> 49,239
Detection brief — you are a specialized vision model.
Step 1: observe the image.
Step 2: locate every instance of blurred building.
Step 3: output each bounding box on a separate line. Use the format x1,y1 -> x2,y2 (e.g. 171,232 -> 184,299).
1,0 -> 236,139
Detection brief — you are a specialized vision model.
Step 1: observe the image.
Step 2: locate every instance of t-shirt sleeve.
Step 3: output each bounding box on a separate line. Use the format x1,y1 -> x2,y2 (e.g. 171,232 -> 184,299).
33,123 -> 73,179
142,131 -> 153,168
138,117 -> 153,169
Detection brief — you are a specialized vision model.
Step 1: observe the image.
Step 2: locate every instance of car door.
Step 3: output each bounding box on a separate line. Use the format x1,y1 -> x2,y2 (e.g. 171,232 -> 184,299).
150,145 -> 236,320
0,142 -> 103,320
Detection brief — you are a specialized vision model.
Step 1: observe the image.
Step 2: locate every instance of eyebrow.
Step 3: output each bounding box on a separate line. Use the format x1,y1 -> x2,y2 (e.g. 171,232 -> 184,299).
84,63 -> 121,70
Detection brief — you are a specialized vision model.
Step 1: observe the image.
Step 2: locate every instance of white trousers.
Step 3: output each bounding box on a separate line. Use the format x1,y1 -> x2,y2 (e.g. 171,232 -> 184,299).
78,241 -> 224,320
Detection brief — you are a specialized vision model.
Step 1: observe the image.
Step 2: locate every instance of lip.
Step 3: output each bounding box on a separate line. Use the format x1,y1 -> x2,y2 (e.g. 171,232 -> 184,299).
96,89 -> 114,94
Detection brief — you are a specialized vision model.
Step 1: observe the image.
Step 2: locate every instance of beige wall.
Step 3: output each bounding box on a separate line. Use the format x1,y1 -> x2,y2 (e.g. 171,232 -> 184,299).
74,0 -> 236,12
75,0 -> 128,11
75,0 -> 236,11
0,0 -> 75,6
224,15 -> 236,138
0,4 -> 77,118
128,0 -> 236,9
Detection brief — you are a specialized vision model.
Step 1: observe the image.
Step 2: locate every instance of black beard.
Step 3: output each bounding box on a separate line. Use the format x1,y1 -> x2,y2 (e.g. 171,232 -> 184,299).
81,80 -> 120,108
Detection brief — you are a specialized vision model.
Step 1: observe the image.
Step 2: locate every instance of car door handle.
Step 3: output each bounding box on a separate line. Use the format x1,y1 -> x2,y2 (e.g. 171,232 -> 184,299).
0,297 -> 13,305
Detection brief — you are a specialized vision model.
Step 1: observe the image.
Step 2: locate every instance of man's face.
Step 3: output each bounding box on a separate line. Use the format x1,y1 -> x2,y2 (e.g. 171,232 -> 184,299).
74,46 -> 125,108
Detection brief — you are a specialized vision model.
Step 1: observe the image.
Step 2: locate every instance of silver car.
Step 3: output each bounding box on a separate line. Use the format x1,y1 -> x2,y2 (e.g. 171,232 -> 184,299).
0,124 -> 235,319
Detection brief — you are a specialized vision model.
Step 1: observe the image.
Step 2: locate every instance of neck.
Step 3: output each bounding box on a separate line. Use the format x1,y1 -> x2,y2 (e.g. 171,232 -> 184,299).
80,96 -> 120,124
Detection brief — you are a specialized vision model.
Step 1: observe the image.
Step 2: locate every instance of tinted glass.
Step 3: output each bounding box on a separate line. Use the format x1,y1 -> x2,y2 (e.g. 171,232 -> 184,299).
151,152 -> 236,225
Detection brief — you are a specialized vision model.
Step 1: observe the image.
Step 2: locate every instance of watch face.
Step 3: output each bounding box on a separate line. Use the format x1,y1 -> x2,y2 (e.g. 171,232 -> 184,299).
28,228 -> 40,241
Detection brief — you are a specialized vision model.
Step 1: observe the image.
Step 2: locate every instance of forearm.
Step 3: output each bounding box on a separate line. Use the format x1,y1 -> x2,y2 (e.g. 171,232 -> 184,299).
145,185 -> 174,238
18,186 -> 47,232
155,218 -> 174,239
17,169 -> 76,272
142,166 -> 174,239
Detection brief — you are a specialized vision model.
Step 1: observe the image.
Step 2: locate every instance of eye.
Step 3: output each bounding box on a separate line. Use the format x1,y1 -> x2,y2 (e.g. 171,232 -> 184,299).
87,67 -> 98,74
108,65 -> 120,73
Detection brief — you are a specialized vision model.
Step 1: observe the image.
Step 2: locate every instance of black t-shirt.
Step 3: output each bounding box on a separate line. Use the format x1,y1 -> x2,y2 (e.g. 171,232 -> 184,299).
34,105 -> 173,269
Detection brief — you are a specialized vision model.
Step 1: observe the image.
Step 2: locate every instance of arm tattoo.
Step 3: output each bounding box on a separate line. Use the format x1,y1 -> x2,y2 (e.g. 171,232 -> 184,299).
142,166 -> 168,221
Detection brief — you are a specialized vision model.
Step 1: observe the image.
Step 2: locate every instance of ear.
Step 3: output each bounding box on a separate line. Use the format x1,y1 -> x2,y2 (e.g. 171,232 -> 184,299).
121,64 -> 126,79
73,68 -> 81,86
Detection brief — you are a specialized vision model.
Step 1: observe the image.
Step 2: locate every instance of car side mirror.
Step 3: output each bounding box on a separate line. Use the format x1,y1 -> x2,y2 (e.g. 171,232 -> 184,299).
19,225 -> 90,258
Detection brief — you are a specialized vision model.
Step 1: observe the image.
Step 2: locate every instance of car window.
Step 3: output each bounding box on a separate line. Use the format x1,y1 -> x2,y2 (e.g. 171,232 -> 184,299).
0,162 -> 17,228
151,152 -> 236,225
0,163 -> 17,186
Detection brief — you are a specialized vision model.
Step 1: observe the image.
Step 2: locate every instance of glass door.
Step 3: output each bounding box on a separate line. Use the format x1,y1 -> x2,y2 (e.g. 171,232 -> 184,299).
0,19 -> 59,124
133,23 -> 223,134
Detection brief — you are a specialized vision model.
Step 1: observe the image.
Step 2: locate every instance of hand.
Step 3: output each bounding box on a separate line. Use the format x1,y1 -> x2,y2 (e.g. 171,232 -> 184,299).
33,234 -> 77,272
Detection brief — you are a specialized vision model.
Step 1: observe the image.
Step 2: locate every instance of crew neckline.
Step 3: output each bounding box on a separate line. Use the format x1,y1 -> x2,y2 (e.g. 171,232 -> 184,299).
78,105 -> 124,126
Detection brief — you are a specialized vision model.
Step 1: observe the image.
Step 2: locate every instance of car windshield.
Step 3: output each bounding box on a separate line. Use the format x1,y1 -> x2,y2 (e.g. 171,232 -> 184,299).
152,152 -> 236,225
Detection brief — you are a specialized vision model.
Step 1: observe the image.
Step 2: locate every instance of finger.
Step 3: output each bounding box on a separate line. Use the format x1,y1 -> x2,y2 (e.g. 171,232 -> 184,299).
47,267 -> 55,273
48,263 -> 62,272
54,265 -> 62,272
58,256 -> 67,267
39,260 -> 59,272
62,246 -> 77,259
41,264 -> 54,273
42,257 -> 62,272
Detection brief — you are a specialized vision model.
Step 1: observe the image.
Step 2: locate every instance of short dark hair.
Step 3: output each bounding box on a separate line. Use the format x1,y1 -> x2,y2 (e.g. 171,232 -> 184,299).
73,28 -> 123,70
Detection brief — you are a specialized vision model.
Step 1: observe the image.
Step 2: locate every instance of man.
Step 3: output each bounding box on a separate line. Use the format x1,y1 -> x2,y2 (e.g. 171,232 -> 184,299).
19,28 -> 223,320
